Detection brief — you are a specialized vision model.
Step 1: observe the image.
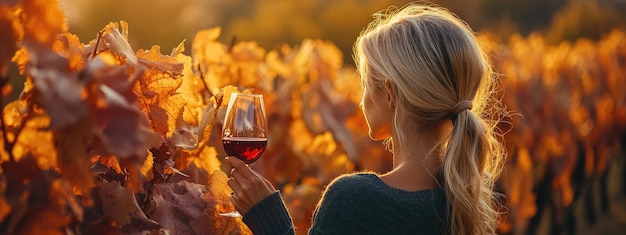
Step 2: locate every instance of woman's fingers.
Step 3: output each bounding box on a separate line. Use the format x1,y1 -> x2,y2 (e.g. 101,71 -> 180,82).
226,157 -> 254,180
227,175 -> 249,212
225,157 -> 277,215
227,175 -> 243,196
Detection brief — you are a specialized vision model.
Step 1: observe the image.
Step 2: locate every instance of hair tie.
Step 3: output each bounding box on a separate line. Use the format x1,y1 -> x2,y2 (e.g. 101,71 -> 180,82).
449,101 -> 472,125
449,100 -> 473,115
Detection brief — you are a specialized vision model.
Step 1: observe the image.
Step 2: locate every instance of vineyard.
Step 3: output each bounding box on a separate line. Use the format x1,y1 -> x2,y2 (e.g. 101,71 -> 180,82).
1,0 -> 625,235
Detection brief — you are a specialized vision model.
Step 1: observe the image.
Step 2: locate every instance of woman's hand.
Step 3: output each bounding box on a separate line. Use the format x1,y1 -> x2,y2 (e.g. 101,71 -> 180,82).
226,157 -> 277,215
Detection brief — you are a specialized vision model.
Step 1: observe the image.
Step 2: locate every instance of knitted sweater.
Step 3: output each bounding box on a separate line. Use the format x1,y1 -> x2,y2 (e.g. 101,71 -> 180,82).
243,172 -> 449,235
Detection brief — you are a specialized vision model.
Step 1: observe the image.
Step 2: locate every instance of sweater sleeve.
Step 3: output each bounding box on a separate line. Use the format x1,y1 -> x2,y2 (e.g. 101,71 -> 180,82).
242,191 -> 296,235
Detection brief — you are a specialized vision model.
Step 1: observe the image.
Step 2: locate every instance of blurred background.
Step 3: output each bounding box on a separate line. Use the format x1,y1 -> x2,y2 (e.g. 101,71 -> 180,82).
54,0 -> 626,234
59,0 -> 626,64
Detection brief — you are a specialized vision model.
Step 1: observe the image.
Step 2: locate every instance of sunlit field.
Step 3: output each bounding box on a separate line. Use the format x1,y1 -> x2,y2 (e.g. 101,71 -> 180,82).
1,0 -> 625,234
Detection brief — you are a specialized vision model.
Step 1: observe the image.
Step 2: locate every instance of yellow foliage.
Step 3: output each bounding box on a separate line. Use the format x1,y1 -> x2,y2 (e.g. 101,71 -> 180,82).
1,1 -> 625,234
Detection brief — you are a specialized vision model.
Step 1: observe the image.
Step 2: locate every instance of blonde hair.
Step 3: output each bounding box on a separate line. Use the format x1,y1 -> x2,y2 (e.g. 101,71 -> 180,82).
354,3 -> 506,235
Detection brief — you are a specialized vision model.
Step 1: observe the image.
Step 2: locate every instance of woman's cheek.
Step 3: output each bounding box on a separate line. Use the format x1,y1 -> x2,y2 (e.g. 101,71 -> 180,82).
365,110 -> 392,140
370,122 -> 392,141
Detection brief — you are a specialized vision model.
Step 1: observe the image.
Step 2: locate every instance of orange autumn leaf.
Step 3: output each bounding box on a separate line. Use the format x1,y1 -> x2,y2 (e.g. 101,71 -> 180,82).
203,170 -> 252,235
0,1 -> 625,234
137,45 -> 184,96
173,47 -> 205,127
190,146 -> 221,177
53,118 -> 94,195
10,47 -> 28,75
192,27 -> 229,91
4,100 -> 57,169
94,155 -> 123,174
51,33 -> 85,71
134,45 -> 186,137
0,4 -> 22,77
20,0 -> 67,46
229,41 -> 270,90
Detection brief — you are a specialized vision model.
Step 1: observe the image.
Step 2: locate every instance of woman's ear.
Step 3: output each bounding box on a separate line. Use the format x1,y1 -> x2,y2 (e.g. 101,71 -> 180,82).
384,79 -> 396,109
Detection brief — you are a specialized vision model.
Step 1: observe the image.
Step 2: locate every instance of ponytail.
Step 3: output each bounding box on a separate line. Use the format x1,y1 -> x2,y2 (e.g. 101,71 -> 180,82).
444,106 -> 504,235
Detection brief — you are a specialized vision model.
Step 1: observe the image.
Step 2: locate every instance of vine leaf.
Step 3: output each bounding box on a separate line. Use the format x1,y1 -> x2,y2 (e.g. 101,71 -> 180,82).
135,45 -> 185,137
21,0 -> 67,47
27,47 -> 87,129
146,181 -> 213,235
87,53 -> 146,159
101,21 -> 137,66
97,180 -> 160,232
203,170 -> 252,235
0,4 -> 22,77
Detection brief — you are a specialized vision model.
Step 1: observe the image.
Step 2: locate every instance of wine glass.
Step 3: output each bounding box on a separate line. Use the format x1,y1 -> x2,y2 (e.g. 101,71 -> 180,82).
220,93 -> 268,217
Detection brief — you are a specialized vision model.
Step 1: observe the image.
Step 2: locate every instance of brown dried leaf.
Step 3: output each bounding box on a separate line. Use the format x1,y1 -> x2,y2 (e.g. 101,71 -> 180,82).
26,47 -> 88,129
82,215 -> 123,235
98,181 -> 159,230
2,156 -> 79,235
13,206 -> 71,235
102,21 -> 137,66
83,53 -> 147,158
168,123 -> 199,150
93,105 -> 146,158
146,181 -> 211,235
170,39 -> 186,57
170,162 -> 209,185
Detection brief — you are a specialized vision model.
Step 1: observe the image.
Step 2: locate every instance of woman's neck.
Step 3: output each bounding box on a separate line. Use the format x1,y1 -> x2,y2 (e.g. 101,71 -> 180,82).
379,122 -> 449,191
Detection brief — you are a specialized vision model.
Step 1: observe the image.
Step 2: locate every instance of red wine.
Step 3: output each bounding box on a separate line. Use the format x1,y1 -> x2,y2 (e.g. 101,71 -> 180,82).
222,137 -> 267,164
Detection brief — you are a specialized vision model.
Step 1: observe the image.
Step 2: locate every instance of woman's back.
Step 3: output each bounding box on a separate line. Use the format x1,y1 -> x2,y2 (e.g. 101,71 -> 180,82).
309,173 -> 448,234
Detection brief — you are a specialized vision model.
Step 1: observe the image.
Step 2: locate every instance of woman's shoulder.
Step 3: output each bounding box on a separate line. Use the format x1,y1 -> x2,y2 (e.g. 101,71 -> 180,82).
318,172 -> 378,197
313,172 -> 382,216
325,172 -> 379,189
327,172 -> 445,197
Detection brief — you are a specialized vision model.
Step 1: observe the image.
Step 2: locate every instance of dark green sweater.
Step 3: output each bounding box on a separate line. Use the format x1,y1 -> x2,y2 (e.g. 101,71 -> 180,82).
243,173 -> 449,234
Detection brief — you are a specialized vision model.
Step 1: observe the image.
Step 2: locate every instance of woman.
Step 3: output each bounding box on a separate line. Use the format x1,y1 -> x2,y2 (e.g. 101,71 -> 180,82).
226,2 -> 507,234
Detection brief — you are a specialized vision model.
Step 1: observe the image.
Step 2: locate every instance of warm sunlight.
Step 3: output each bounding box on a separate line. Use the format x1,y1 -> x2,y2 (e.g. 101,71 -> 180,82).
1,0 -> 625,234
